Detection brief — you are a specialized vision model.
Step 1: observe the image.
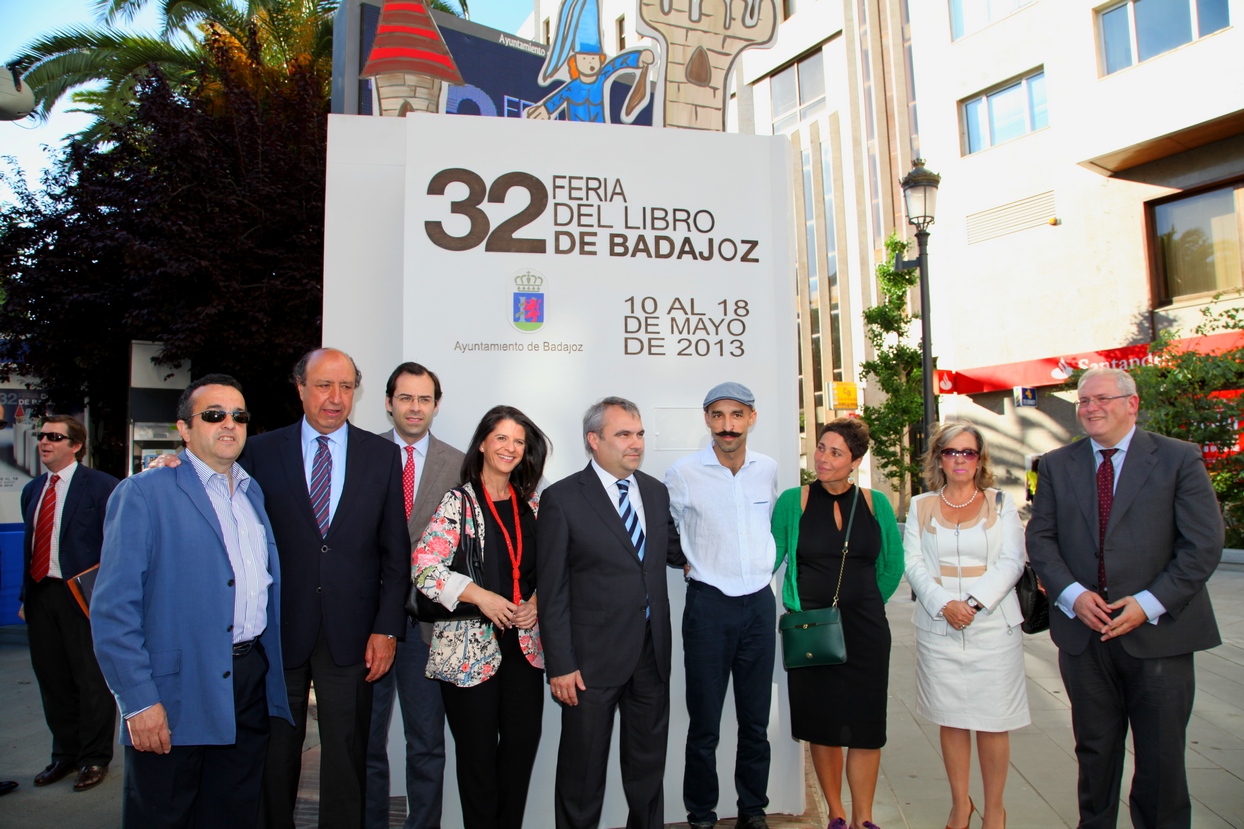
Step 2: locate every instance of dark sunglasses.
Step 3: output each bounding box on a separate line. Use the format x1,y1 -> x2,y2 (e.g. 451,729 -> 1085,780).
36,431 -> 72,442
189,409 -> 251,424
940,448 -> 980,460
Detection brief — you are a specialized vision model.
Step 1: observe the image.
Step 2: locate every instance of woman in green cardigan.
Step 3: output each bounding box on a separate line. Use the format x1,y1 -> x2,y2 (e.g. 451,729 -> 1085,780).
772,418 -> 903,829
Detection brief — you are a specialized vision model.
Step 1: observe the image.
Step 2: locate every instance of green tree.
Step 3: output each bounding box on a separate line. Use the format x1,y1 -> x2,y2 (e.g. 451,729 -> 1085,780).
1128,295 -> 1244,547
0,44 -> 330,475
860,234 -> 924,515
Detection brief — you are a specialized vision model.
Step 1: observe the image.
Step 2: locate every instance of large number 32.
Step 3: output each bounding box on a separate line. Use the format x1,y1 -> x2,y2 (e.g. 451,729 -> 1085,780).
424,169 -> 548,253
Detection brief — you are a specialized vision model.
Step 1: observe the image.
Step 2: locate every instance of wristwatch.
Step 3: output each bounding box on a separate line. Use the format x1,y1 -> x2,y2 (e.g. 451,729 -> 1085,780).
965,597 -> 984,612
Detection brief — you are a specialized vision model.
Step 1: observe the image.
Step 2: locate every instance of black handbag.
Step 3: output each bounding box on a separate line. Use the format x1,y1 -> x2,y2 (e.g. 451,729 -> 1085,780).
405,488 -> 485,623
779,485 -> 857,670
1015,562 -> 1050,634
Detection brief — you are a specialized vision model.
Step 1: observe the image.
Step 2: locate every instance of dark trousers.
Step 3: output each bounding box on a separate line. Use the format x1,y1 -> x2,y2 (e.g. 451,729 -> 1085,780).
26,577 -> 116,767
1059,636 -> 1195,829
555,624 -> 669,829
439,630 -> 544,829
682,581 -> 775,824
264,625 -> 373,829
122,642 -> 270,828
365,619 -> 446,829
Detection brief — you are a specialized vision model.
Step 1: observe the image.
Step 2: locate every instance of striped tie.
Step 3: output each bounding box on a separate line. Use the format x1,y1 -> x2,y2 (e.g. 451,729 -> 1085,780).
616,479 -> 645,561
30,474 -> 59,582
310,436 -> 332,536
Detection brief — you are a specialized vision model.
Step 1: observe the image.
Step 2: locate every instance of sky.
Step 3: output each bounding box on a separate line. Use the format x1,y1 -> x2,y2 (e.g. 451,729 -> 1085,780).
0,0 -> 533,200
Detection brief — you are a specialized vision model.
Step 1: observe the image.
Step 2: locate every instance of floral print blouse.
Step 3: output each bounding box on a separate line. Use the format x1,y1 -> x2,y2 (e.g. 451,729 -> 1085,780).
413,482 -> 543,687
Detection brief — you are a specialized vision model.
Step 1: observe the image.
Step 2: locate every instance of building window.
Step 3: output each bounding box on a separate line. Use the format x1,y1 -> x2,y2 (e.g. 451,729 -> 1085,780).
962,69 -> 1047,154
820,142 -> 844,383
770,49 -> 825,134
783,0 -> 796,20
1099,0 -> 1229,75
617,15 -> 626,51
1153,184 -> 1243,302
543,17 -> 551,45
950,0 -> 1035,40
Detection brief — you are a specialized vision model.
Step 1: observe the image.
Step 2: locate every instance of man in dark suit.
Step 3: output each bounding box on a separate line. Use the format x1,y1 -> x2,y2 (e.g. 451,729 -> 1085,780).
19,414 -> 119,793
1027,366 -> 1223,829
537,396 -> 685,829
92,374 -> 293,827
247,348 -> 411,829
365,362 -> 464,829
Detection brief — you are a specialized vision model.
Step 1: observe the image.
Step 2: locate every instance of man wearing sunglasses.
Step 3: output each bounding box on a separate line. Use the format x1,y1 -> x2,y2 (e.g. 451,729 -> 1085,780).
1026,367 -> 1223,829
92,374 -> 293,827
19,415 -> 119,794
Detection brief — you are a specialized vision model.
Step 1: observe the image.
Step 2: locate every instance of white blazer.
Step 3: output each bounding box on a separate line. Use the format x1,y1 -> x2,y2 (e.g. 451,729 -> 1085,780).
903,488 -> 1026,635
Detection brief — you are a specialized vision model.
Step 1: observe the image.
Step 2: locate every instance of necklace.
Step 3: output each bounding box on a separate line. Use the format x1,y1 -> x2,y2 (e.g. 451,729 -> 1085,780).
940,486 -> 979,510
481,483 -> 523,605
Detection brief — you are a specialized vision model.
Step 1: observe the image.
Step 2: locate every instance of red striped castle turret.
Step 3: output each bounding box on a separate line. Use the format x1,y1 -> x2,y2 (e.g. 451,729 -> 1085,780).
360,1 -> 464,117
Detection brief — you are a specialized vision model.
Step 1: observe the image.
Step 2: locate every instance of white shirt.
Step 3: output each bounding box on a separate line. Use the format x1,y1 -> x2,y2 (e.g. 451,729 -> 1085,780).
665,446 -> 777,596
32,461 -> 78,579
185,450 -> 272,644
591,459 -> 646,539
300,418 -> 348,524
1055,426 -> 1164,624
390,429 -> 430,501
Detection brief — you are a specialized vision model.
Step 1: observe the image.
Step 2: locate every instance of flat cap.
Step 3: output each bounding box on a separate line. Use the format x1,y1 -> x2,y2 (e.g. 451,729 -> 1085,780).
703,381 -> 755,409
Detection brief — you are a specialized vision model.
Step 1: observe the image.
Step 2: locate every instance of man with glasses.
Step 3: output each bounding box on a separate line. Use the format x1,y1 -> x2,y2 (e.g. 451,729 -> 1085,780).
92,375 -> 292,827
245,348 -> 409,829
365,362 -> 463,829
19,414 -> 119,794
1027,366 -> 1223,829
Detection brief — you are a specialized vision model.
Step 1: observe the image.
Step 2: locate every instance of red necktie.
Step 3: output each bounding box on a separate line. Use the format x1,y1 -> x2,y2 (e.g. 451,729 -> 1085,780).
403,446 -> 416,520
1096,448 -> 1118,597
30,474 -> 60,582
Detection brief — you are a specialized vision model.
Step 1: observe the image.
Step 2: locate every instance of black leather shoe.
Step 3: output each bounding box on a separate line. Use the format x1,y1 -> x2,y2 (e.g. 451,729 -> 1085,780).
0,780 -> 17,796
34,760 -> 75,787
738,816 -> 770,829
73,765 -> 108,792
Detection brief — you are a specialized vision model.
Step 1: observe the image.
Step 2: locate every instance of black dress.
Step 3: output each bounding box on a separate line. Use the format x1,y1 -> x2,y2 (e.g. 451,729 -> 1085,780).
787,484 -> 891,748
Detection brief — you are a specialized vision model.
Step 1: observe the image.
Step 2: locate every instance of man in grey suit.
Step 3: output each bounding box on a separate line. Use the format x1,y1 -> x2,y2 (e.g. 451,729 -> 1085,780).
538,396 -> 685,829
365,362 -> 464,829
1027,366 -> 1223,829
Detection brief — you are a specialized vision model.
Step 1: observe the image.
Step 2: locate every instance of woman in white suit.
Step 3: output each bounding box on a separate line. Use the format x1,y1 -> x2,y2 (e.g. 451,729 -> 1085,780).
904,421 -> 1029,829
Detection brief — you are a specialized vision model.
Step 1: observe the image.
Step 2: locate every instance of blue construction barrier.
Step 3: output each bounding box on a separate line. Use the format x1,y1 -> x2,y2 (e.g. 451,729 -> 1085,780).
0,522 -> 26,625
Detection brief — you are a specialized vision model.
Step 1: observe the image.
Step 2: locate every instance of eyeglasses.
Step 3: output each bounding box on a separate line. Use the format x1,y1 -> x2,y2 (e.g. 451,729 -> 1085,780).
940,448 -> 980,460
1075,394 -> 1130,409
188,409 -> 251,424
36,432 -> 72,442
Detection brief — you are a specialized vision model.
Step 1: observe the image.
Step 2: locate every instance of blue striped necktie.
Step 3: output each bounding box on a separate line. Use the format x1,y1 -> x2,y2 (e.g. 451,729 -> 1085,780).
310,435 -> 332,536
616,479 -> 645,561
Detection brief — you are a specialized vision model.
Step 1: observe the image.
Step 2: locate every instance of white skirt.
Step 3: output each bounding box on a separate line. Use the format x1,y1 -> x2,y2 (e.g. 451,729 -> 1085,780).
915,583 -> 1030,731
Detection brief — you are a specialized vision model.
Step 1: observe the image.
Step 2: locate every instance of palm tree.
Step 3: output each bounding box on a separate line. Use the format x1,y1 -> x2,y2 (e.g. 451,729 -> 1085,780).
7,0 -> 465,143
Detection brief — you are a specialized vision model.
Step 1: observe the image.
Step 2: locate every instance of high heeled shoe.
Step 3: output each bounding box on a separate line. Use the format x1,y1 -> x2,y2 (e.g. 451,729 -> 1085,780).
946,797 -> 977,829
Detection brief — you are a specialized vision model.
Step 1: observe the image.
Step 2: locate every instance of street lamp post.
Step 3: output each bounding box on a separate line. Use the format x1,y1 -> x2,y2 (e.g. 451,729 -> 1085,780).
897,158 -> 942,466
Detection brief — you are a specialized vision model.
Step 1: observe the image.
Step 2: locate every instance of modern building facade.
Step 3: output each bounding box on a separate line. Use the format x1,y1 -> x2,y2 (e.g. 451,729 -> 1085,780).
525,0 -> 1244,502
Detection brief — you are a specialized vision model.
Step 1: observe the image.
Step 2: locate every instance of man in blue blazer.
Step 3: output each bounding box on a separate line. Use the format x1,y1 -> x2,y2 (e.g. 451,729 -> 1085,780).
20,414 -> 119,792
92,374 -> 293,828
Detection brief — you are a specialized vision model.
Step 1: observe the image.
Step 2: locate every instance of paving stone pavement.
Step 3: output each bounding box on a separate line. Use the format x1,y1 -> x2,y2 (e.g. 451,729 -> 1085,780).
3,567 -> 1241,828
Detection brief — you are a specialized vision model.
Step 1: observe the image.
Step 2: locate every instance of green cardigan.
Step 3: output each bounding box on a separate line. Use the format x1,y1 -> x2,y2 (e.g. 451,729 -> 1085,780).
771,485 -> 904,612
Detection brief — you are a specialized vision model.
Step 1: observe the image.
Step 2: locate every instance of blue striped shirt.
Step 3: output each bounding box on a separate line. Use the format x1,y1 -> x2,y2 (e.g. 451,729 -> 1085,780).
185,450 -> 272,643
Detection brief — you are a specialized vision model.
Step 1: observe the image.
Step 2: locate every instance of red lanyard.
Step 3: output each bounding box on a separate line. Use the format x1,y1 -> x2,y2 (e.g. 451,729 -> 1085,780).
482,483 -> 523,605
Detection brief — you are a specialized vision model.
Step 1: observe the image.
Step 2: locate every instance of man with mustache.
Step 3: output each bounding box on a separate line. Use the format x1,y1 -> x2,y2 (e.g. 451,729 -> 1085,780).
664,382 -> 778,829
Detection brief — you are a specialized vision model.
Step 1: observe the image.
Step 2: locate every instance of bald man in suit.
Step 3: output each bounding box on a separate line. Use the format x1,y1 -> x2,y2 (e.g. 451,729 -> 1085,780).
1027,367 -> 1223,829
